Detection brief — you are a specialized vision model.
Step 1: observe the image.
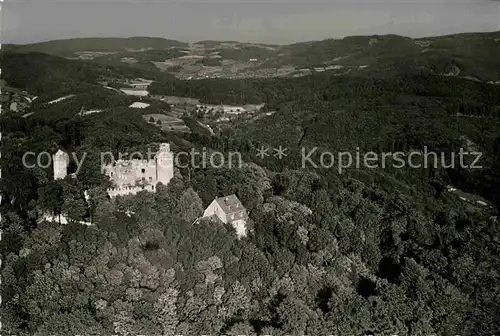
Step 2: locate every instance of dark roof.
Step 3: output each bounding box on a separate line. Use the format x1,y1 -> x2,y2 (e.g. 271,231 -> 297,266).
214,194 -> 246,216
194,214 -> 225,226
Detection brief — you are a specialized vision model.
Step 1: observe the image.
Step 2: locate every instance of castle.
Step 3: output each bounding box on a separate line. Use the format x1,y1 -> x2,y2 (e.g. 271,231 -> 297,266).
53,143 -> 174,197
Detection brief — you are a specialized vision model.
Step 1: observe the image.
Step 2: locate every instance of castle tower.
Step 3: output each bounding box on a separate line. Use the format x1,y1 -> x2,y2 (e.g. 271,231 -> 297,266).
53,149 -> 69,180
155,143 -> 174,186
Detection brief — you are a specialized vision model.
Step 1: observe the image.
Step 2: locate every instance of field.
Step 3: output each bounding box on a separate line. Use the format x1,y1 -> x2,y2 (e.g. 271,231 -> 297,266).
143,113 -> 190,132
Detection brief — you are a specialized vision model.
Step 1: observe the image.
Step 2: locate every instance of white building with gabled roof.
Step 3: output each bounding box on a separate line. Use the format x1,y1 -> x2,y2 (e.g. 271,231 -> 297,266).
198,194 -> 249,238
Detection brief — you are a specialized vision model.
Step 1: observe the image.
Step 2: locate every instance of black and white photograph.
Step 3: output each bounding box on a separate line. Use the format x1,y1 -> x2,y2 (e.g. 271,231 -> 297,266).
1,0 -> 500,335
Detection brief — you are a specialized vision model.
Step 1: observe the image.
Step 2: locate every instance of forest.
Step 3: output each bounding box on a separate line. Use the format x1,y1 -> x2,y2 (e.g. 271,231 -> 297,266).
1,49 -> 500,335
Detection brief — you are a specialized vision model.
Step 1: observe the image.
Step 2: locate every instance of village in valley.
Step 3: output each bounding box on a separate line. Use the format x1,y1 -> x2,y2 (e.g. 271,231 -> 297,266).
63,41 -> 356,81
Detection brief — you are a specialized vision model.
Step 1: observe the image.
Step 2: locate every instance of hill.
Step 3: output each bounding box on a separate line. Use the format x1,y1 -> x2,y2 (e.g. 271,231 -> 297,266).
194,40 -> 242,47
7,32 -> 500,81
0,51 -> 175,98
259,32 -> 500,81
3,37 -> 188,56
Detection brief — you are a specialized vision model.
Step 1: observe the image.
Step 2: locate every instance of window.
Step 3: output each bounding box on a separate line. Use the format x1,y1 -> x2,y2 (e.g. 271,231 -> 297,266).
141,168 -> 145,173
149,177 -> 152,181
152,186 -> 154,190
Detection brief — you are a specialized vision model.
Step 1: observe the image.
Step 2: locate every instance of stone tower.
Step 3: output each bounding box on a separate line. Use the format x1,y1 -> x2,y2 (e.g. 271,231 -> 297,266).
156,143 -> 174,186
53,149 -> 69,180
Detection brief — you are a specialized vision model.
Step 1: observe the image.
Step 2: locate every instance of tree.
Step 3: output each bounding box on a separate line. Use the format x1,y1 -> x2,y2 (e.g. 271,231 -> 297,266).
37,180 -> 65,215
60,181 -> 88,220
176,188 -> 204,223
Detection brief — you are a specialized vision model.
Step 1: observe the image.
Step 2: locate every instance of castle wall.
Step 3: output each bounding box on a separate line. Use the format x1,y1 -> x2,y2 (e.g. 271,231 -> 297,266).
106,185 -> 154,198
42,212 -> 69,224
104,160 -> 158,187
103,143 -> 174,198
40,212 -> 92,226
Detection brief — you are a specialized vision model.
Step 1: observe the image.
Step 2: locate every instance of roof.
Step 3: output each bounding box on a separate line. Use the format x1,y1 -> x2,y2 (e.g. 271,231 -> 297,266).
54,149 -> 68,157
194,214 -> 225,226
129,102 -> 150,109
214,194 -> 246,216
120,89 -> 149,97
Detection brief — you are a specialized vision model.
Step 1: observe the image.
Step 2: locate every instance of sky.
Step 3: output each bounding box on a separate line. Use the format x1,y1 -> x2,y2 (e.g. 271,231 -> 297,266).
1,0 -> 499,45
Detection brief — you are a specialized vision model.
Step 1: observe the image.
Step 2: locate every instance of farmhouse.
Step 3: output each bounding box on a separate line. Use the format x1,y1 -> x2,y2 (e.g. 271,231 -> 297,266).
121,57 -> 138,64
195,104 -> 251,116
196,104 -> 223,114
222,105 -> 247,115
129,102 -> 151,109
196,194 -> 249,239
120,88 -> 149,97
128,78 -> 154,90
243,103 -> 265,113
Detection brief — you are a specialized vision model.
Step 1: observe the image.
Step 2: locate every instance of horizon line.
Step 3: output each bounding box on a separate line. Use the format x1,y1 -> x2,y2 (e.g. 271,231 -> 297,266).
4,29 -> 500,47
